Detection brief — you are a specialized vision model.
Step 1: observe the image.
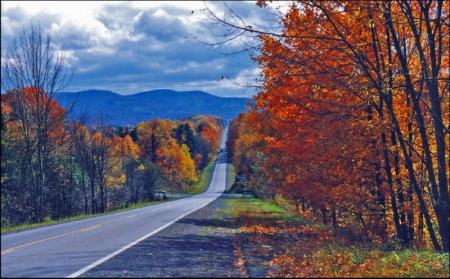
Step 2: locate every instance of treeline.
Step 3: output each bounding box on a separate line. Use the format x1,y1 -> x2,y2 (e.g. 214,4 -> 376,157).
1,87 -> 223,226
227,1 -> 448,251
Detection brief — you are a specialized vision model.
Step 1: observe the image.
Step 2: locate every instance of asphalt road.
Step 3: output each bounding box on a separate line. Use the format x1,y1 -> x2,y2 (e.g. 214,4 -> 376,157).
1,128 -> 229,278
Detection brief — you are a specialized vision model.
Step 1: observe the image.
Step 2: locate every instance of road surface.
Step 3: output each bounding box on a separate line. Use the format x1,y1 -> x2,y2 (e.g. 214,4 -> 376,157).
1,128 -> 229,278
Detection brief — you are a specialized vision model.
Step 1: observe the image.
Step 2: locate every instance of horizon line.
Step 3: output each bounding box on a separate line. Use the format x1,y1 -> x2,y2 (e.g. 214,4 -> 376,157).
59,88 -> 251,98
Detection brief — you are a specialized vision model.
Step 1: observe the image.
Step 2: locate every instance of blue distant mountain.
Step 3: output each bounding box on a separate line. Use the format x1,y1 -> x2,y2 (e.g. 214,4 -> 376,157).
57,89 -> 250,126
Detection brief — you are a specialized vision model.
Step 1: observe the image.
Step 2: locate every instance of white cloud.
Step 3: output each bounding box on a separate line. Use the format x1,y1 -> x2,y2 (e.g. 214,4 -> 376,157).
1,1 -> 278,97
219,67 -> 261,89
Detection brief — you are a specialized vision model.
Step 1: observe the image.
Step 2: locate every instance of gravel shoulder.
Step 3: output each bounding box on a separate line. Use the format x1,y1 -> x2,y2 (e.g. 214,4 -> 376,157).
83,195 -> 245,278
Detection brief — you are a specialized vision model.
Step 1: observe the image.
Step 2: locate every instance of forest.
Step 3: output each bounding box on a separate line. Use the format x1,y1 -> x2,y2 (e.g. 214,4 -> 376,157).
1,86 -> 223,226
227,0 -> 449,252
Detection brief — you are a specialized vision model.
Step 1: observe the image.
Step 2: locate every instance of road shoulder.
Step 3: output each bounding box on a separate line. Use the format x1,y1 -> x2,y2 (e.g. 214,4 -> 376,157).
83,195 -> 245,278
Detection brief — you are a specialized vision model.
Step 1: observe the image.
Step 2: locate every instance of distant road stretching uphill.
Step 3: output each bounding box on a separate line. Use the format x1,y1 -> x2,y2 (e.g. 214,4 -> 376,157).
1,128 -> 229,278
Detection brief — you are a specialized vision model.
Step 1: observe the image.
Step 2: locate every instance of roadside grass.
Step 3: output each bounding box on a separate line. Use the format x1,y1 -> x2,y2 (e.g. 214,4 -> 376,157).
225,197 -> 449,278
226,163 -> 236,191
1,198 -> 175,235
226,198 -> 311,226
189,157 -> 216,194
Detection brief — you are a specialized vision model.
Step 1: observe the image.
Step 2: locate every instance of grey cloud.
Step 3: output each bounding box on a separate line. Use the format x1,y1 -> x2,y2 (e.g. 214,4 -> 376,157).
1,1 -> 272,97
95,3 -> 140,30
133,11 -> 187,41
53,24 -> 96,50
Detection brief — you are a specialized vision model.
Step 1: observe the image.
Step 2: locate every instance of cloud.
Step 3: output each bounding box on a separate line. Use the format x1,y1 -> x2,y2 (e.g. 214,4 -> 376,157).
1,1 -> 279,97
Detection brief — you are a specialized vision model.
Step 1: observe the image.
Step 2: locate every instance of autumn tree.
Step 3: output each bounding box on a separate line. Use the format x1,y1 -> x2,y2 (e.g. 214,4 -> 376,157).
192,116 -> 224,168
108,135 -> 141,205
136,119 -> 199,191
1,25 -> 71,222
70,122 -> 91,214
219,0 -> 449,251
174,123 -> 196,156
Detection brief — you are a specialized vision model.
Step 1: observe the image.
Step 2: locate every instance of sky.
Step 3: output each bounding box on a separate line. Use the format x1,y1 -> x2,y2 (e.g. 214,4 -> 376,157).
1,1 -> 285,97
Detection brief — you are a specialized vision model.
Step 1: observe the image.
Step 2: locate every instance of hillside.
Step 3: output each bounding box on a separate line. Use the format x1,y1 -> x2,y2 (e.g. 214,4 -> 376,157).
57,89 -> 250,126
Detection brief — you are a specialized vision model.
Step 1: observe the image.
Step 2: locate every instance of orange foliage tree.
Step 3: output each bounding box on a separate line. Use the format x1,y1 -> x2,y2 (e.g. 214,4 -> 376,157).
2,87 -> 69,221
227,0 -> 448,251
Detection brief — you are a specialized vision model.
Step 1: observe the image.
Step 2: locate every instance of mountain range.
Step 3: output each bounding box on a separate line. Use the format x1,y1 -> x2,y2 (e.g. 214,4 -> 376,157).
57,89 -> 250,126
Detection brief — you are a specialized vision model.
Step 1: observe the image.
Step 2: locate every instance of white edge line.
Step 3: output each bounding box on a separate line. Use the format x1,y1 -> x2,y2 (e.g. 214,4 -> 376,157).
66,194 -> 220,278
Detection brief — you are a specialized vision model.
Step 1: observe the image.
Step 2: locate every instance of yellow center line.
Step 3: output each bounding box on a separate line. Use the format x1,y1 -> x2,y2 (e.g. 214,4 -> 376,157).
127,215 -> 137,219
80,224 -> 103,232
1,221 -> 111,255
